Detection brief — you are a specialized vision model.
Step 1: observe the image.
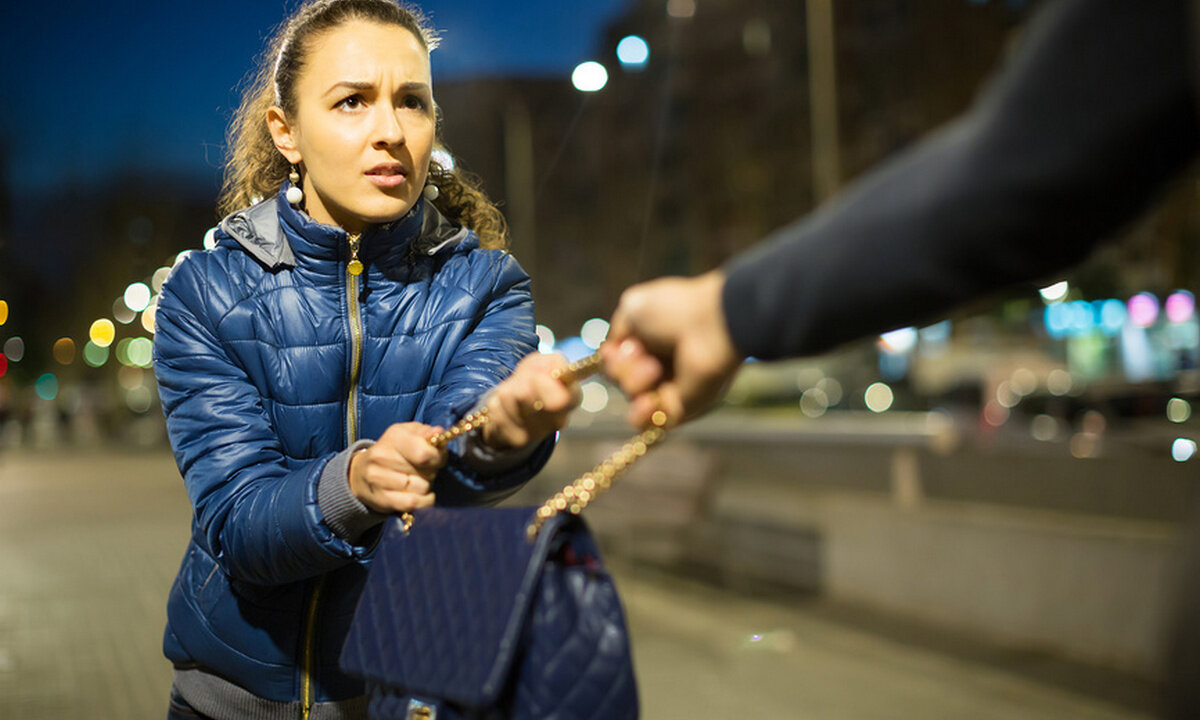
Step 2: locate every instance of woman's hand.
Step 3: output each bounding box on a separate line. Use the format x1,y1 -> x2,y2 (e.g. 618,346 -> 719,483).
481,353 -> 580,450
348,422 -> 446,513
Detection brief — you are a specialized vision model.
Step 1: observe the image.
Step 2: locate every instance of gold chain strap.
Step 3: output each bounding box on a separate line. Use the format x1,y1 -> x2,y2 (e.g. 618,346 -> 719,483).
399,350 -> 669,539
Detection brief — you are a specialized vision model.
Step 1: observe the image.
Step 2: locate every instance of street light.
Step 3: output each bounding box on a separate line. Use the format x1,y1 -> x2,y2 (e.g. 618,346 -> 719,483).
617,36 -> 650,68
571,61 -> 608,92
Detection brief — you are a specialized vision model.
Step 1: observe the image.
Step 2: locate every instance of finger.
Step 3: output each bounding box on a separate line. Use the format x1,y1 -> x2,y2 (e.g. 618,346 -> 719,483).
375,490 -> 437,513
607,338 -> 666,396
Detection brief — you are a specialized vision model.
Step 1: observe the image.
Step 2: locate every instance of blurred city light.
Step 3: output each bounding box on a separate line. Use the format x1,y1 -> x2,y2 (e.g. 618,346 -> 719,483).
983,400 -> 1009,427
571,62 -> 608,92
1172,437 -> 1197,462
1009,367 -> 1037,396
864,382 -> 894,413
142,299 -> 159,334
83,341 -> 110,368
118,366 -> 145,391
152,266 -> 173,293
800,388 -> 828,418
1128,292 -> 1159,328
203,228 -> 219,251
4,337 -> 25,362
1166,290 -> 1196,324
1030,414 -> 1059,441
580,318 -> 610,349
113,298 -> 136,325
431,148 -> 456,172
1038,281 -> 1069,303
616,35 -> 650,67
0,354 -> 7,378
535,324 -> 556,354
52,337 -> 76,365
878,327 -> 918,354
126,386 -> 154,413
579,381 -> 609,413
995,381 -> 1019,409
174,250 -> 193,267
35,373 -> 59,401
1098,299 -> 1126,336
667,0 -> 696,18
0,299 -> 7,326
124,282 -> 152,313
89,319 -> 116,348
816,376 -> 843,405
127,338 -> 154,367
1168,397 -> 1192,423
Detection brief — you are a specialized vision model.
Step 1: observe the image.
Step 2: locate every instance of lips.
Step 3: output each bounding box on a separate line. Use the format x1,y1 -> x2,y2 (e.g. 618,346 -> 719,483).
365,163 -> 408,188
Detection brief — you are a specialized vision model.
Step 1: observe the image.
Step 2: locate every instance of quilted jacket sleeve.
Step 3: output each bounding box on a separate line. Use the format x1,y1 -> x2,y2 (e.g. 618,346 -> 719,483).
153,254 -> 375,586
424,250 -> 555,506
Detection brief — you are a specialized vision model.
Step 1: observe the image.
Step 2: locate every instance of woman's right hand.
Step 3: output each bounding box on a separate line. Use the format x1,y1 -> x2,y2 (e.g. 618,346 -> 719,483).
348,422 -> 446,514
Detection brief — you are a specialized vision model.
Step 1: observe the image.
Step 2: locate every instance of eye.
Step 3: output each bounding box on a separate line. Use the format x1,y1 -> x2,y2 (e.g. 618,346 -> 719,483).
336,94 -> 364,110
402,94 -> 427,111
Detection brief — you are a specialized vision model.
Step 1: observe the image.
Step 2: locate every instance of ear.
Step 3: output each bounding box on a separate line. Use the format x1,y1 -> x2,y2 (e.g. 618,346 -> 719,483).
267,106 -> 303,165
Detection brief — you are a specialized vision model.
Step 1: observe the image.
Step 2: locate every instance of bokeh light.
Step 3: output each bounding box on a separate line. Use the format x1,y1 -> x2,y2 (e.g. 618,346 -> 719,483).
431,148 -> 456,171
616,35 -> 650,67
142,299 -> 158,334
0,354 -> 7,378
127,337 -> 154,368
152,266 -> 173,293
35,373 -> 59,401
864,382 -> 894,413
667,0 -> 696,18
579,381 -> 610,413
535,325 -> 556,354
3,337 -> 25,362
571,61 -> 608,92
1166,290 -> 1196,324
90,319 -> 116,348
1168,397 -> 1192,423
0,299 -> 7,326
53,337 -> 76,365
113,298 -> 136,325
1046,368 -> 1073,396
1038,281 -> 1069,303
1030,414 -> 1059,441
118,366 -> 146,391
83,341 -> 110,368
1172,438 -> 1197,462
580,318 -> 610,350
816,377 -> 843,406
1128,292 -> 1159,328
124,282 -> 152,313
800,388 -> 828,418
126,386 -> 154,413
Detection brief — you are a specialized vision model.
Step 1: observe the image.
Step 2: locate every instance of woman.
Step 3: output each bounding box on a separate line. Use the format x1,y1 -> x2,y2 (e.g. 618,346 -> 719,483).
153,1 -> 575,717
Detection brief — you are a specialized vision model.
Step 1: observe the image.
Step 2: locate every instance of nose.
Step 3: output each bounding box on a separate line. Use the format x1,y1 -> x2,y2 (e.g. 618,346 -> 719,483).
372,104 -> 405,149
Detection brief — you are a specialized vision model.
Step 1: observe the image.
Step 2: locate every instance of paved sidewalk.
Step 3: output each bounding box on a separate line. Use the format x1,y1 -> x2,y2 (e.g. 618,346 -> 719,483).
0,449 -> 1160,719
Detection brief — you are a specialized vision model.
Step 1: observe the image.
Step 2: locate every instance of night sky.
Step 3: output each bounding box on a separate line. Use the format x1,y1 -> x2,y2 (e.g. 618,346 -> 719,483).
0,0 -> 635,201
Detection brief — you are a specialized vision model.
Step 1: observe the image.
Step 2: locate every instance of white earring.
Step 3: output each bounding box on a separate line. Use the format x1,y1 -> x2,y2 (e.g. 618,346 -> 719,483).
286,166 -> 304,206
423,183 -> 440,201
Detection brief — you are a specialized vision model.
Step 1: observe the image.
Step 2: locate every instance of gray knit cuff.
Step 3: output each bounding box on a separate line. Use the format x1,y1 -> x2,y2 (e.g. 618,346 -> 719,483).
458,426 -> 541,474
317,440 -> 387,543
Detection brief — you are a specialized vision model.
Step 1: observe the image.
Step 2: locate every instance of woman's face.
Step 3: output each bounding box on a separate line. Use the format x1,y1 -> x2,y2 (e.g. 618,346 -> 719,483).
270,21 -> 435,233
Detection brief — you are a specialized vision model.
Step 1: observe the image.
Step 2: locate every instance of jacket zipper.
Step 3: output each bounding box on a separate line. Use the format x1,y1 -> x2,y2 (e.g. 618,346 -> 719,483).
300,233 -> 365,720
300,576 -> 324,720
345,232 -> 365,445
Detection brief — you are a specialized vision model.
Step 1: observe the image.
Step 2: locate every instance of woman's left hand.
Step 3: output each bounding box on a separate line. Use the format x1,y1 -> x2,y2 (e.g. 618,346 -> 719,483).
481,353 -> 580,449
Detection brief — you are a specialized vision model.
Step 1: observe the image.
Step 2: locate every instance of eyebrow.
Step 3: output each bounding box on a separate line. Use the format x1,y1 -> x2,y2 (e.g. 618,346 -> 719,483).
324,80 -> 431,97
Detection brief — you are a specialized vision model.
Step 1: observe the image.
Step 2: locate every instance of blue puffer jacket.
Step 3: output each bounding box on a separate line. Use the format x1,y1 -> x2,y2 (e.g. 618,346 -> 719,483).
153,190 -> 553,705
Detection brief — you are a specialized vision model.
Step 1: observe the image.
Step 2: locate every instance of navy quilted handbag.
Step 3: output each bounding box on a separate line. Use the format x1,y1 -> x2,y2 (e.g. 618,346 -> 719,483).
339,505 -> 639,720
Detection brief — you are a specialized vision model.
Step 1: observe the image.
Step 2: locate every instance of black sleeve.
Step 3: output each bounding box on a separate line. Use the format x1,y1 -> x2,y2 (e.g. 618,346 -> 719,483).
722,0 -> 1200,360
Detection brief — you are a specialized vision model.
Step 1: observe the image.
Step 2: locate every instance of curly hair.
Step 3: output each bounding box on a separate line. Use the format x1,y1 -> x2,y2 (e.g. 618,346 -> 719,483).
218,0 -> 508,249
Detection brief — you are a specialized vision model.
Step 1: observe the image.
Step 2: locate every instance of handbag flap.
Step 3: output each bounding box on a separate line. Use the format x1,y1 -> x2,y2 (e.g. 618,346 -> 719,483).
340,506 -> 571,708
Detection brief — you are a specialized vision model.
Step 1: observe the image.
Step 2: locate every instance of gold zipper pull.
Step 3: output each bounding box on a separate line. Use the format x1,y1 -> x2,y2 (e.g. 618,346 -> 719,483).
347,233 -> 363,276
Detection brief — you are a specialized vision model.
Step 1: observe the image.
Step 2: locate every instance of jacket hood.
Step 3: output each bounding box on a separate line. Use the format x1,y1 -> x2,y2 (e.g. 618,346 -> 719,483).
217,187 -> 471,272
